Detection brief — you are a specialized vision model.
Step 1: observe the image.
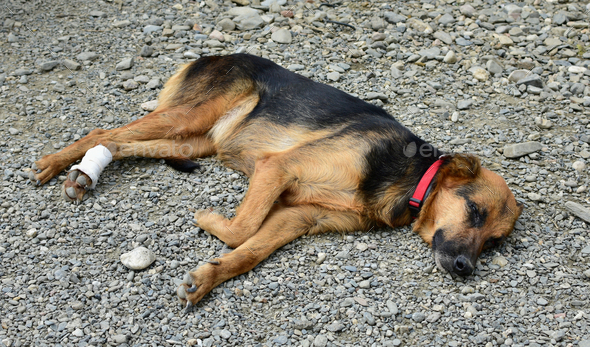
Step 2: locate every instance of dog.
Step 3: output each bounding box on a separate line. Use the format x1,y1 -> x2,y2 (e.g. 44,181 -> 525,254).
29,54 -> 523,309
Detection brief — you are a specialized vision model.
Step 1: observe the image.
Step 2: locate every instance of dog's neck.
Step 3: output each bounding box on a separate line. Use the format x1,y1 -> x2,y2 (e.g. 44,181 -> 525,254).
364,141 -> 444,228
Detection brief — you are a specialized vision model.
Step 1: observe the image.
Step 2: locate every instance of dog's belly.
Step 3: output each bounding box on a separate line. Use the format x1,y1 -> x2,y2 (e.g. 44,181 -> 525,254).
215,121 -> 368,212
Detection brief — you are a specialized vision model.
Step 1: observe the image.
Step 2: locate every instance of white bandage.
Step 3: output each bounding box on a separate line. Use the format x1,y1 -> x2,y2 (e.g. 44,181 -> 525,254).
70,144 -> 113,189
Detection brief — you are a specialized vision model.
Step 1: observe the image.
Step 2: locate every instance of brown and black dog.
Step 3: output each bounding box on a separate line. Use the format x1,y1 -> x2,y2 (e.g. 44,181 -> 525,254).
30,54 -> 522,309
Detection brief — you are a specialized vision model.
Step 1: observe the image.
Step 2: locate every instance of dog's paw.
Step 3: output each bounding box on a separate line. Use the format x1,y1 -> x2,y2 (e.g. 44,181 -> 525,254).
62,170 -> 92,203
177,263 -> 219,312
26,157 -> 62,186
193,209 -> 229,232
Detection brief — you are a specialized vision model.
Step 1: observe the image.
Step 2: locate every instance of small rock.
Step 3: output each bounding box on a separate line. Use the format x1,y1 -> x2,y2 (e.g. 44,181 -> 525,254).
503,142 -> 542,158
508,70 -> 531,83
325,321 -> 345,332
535,117 -> 552,129
460,4 -> 476,17
146,78 -> 161,89
26,228 -> 37,237
112,20 -> 131,28
572,161 -> 585,172
433,31 -> 453,45
443,50 -> 457,64
140,46 -> 154,57
218,18 -> 236,31
516,73 -> 543,88
116,58 -> 134,71
232,0 -> 250,5
537,298 -> 548,306
62,59 -> 81,70
486,59 -> 503,75
141,100 -> 159,111
314,335 -> 328,347
497,35 -> 513,46
120,247 -> 156,270
112,334 -> 130,344
472,67 -> 489,82
411,312 -> 426,322
457,99 -> 473,110
122,79 -> 138,90
316,253 -> 326,264
143,25 -> 163,34
76,51 -> 98,61
271,29 -> 292,44
209,30 -> 224,41
492,256 -> 508,267
36,60 -> 59,71
327,71 -> 340,81
287,64 -> 304,71
565,201 -> 590,223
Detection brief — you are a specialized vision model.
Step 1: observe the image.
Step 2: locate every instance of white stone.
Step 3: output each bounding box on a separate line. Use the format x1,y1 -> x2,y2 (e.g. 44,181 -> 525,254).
569,66 -> 587,74
120,247 -> 156,270
492,255 -> 508,267
573,160 -> 585,172
141,100 -> 159,111
26,228 -> 37,237
271,29 -> 292,44
443,50 -> 457,63
472,67 -> 489,82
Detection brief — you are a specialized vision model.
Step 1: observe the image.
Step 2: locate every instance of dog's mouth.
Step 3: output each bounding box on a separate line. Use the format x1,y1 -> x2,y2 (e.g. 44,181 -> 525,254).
433,251 -> 474,277
432,228 -> 476,277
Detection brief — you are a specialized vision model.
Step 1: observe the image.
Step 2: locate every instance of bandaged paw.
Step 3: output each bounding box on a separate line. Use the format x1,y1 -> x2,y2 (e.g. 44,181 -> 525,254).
70,144 -> 113,189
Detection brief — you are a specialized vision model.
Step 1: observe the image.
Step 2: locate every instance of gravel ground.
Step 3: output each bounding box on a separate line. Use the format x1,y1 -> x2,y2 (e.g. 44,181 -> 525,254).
2,0 -> 590,346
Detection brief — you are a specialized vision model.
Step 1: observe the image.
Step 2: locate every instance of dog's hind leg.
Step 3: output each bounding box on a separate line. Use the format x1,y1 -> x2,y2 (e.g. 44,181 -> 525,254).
178,204 -> 366,307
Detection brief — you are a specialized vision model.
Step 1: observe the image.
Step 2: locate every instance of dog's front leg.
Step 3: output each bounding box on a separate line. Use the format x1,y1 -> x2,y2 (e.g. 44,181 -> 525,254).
194,156 -> 292,248
179,204 -> 367,308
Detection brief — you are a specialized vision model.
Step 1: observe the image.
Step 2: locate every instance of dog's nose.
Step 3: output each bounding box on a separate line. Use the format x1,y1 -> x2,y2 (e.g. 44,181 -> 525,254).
453,255 -> 473,276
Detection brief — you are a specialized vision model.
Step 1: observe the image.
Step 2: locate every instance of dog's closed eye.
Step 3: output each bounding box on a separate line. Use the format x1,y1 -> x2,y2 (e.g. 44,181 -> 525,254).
483,236 -> 505,249
467,201 -> 487,228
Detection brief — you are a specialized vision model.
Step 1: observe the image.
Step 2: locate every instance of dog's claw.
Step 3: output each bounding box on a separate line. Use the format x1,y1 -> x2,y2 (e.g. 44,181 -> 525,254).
208,260 -> 220,265
192,218 -> 198,226
187,284 -> 197,293
36,180 -> 41,186
184,300 -> 193,313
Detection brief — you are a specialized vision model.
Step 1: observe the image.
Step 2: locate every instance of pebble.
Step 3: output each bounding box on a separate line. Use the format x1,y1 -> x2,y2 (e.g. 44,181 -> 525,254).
140,45 -> 154,57
62,59 -> 80,70
76,51 -> 98,61
572,161 -> 585,172
36,60 -> 59,71
443,50 -> 457,63
141,100 -> 159,111
327,71 -> 340,81
503,142 -> 542,158
116,58 -> 134,71
565,201 -> 590,223
218,18 -> 236,31
123,79 -> 139,90
271,29 -> 292,44
120,247 -> 156,270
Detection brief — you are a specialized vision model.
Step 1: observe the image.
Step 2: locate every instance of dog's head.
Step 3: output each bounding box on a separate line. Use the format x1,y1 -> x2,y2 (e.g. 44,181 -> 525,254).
413,154 -> 523,277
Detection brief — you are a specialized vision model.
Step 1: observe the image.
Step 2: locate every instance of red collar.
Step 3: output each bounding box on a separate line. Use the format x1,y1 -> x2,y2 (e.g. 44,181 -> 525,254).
409,158 -> 445,219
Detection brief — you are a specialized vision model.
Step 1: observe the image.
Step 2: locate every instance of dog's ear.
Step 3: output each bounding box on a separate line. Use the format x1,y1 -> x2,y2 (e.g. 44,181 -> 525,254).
438,154 -> 481,187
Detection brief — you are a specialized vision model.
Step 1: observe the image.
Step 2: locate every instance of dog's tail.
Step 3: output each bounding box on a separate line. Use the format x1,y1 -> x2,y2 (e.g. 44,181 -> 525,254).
165,158 -> 200,173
